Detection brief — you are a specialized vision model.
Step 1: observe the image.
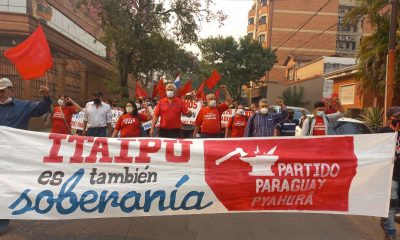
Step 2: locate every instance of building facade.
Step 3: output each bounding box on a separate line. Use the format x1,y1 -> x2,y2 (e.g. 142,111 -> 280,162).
247,0 -> 372,83
0,0 -> 122,129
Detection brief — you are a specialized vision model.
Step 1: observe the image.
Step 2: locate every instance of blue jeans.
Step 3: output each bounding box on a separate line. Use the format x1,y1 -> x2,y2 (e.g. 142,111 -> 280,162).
87,127 -> 107,137
382,180 -> 399,236
0,219 -> 9,232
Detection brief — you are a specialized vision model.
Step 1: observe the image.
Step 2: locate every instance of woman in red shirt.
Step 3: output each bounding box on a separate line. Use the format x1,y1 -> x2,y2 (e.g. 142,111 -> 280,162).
51,95 -> 82,134
112,101 -> 152,138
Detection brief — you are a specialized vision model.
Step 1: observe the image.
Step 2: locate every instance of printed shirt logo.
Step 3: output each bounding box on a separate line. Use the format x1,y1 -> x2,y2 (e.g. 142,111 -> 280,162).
204,138 -> 357,212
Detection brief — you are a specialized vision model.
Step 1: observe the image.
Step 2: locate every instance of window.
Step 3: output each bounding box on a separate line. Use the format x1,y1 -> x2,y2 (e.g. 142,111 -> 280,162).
339,84 -> 355,104
287,67 -> 295,81
0,0 -> 26,13
248,18 -> 254,25
352,42 -> 356,50
258,34 -> 266,44
259,16 -> 267,25
247,32 -> 253,39
47,6 -> 106,57
260,0 -> 267,6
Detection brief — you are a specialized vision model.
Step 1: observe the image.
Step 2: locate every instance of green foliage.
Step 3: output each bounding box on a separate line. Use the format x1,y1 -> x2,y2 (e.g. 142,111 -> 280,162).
359,107 -> 383,132
77,0 -> 225,97
281,86 -> 309,107
345,0 -> 400,95
197,36 -> 276,99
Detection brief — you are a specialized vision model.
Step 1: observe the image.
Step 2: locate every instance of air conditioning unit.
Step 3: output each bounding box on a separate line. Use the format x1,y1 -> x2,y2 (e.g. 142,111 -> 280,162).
345,36 -> 353,40
339,43 -> 346,48
339,35 -> 345,40
338,47 -> 346,51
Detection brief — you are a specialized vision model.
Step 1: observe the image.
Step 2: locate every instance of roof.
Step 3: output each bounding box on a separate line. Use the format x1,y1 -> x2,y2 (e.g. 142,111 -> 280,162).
283,54 -> 320,66
323,65 -> 358,79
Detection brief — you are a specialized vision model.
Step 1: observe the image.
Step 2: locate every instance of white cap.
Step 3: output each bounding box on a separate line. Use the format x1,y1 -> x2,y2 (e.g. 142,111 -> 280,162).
0,78 -> 13,90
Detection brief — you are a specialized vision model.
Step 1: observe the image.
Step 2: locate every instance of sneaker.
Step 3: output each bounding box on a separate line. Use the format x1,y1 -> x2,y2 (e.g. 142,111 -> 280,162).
0,219 -> 10,236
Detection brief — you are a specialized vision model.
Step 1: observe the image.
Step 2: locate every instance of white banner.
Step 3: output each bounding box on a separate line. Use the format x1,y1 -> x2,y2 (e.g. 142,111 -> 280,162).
181,100 -> 202,125
0,126 -> 396,219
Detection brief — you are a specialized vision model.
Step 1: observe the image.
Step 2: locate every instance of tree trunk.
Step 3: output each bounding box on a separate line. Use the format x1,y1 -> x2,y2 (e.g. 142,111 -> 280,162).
118,51 -> 131,99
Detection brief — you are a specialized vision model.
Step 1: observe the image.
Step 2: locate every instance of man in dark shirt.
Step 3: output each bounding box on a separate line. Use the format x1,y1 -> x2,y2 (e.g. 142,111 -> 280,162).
377,106 -> 400,240
276,109 -> 299,136
0,77 -> 52,235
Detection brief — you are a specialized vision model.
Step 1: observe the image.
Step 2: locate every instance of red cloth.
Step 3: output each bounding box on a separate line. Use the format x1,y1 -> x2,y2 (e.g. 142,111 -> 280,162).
313,117 -> 326,136
195,103 -> 228,134
157,80 -> 166,98
4,25 -> 53,80
115,113 -> 148,138
51,105 -> 77,134
152,84 -> 158,98
136,83 -> 148,98
205,69 -> 221,89
226,115 -> 247,137
196,82 -> 205,100
179,80 -> 192,97
154,97 -> 189,129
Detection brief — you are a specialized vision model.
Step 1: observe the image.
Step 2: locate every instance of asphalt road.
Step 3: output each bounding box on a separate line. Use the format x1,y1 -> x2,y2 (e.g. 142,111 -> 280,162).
0,213 -> 393,240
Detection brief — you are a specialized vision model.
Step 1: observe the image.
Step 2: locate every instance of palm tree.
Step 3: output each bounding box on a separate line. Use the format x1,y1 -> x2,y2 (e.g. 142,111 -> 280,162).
345,0 -> 400,104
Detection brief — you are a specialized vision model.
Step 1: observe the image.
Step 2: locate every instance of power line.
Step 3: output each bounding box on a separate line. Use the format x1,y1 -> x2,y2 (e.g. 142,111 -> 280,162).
274,0 -> 332,51
291,22 -> 337,54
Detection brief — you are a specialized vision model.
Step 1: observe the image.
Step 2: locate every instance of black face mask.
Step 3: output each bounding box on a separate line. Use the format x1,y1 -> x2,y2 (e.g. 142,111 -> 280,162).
93,98 -> 101,105
392,120 -> 399,128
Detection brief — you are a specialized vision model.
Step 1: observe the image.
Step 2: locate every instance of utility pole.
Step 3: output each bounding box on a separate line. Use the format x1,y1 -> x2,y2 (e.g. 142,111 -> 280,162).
385,0 -> 398,124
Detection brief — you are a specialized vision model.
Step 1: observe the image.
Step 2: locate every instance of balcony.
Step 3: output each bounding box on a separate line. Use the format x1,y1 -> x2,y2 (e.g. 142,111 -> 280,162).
258,5 -> 268,15
258,24 -> 268,32
247,25 -> 255,32
248,9 -> 255,18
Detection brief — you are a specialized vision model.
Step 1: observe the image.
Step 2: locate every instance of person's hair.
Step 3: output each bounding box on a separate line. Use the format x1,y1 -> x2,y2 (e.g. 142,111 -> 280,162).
314,101 -> 325,109
259,98 -> 269,106
166,84 -> 177,91
124,101 -> 139,116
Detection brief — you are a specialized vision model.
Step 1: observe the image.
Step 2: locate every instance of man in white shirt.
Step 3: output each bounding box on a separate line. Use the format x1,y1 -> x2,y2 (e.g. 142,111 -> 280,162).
82,91 -> 112,137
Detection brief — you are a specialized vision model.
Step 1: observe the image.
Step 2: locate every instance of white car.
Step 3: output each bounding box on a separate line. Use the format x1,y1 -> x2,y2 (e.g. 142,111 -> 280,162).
296,117 -> 372,136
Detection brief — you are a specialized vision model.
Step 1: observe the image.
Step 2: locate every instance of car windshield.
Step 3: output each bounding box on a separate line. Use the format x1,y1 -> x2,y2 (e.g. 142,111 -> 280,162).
328,121 -> 372,135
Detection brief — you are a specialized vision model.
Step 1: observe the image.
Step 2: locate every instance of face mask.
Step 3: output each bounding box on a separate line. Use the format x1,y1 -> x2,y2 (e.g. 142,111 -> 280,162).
260,108 -> 268,114
93,98 -> 101,105
237,109 -> 245,115
166,91 -> 174,98
126,107 -> 134,114
392,120 -> 399,128
316,111 -> 325,117
58,99 -> 64,106
135,103 -> 141,109
0,97 -> 12,105
208,100 -> 217,108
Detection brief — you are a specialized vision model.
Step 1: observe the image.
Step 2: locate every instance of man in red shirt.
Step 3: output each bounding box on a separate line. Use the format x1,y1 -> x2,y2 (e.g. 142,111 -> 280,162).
301,99 -> 344,136
225,104 -> 248,138
150,84 -> 192,138
194,85 -> 232,138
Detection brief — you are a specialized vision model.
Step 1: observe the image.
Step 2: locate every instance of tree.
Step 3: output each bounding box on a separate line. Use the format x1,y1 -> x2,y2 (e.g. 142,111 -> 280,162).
345,0 -> 400,104
198,36 -> 276,99
281,86 -> 309,107
78,0 -> 226,98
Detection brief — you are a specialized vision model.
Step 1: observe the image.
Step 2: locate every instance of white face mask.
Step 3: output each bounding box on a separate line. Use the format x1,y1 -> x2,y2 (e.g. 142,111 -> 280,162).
237,109 -> 245,115
0,97 -> 12,105
58,99 -> 64,106
166,91 -> 174,98
260,108 -> 269,114
135,103 -> 141,109
317,111 -> 325,117
208,100 -> 217,108
126,106 -> 134,114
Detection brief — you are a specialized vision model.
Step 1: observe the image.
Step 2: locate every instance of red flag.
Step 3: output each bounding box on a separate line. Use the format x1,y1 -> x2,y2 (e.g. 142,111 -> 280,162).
4,25 -> 53,80
215,88 -> 220,101
179,80 -> 192,97
136,83 -> 148,98
205,69 -> 221,89
196,82 -> 205,100
152,84 -> 158,98
157,79 -> 166,98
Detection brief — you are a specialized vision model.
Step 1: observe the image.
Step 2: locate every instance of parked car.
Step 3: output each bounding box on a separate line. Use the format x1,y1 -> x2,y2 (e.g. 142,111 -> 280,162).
269,106 -> 311,121
328,117 -> 372,135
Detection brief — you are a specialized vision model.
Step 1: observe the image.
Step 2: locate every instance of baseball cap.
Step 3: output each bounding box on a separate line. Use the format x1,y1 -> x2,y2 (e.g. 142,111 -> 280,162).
0,78 -> 13,90
387,106 -> 400,117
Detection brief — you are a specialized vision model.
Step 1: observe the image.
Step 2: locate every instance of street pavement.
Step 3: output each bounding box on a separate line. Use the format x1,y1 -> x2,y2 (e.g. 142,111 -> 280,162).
0,213 -> 394,240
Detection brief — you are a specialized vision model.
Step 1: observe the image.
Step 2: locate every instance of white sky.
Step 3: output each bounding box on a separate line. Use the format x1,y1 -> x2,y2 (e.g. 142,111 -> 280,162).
185,0 -> 253,54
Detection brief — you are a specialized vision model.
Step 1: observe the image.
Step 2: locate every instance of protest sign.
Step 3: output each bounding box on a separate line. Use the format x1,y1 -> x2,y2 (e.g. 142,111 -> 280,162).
71,110 -> 84,131
0,126 -> 396,219
181,100 -> 202,125
111,109 -> 124,129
